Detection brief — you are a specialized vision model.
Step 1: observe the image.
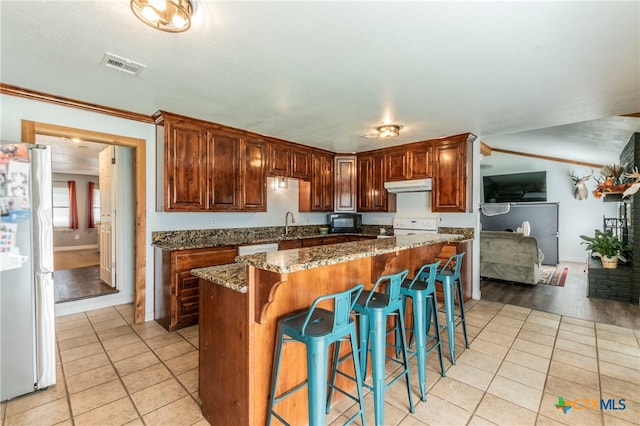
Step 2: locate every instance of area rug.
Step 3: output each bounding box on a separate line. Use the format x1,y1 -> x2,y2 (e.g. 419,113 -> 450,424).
538,265 -> 568,287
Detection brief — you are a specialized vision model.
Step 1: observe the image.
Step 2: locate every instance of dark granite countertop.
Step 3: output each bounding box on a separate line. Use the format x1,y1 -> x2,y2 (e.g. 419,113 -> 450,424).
153,225 -> 474,251
192,233 -> 466,294
152,225 -> 387,251
192,263 -> 247,293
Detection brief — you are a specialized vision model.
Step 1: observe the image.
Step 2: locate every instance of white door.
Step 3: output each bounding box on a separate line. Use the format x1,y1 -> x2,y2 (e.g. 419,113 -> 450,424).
99,147 -> 115,287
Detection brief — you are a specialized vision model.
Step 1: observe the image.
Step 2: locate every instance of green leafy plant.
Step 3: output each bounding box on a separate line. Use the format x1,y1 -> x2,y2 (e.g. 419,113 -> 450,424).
579,229 -> 631,259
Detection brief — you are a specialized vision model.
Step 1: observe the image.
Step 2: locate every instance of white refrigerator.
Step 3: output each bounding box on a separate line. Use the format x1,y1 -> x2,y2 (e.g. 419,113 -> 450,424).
0,143 -> 56,401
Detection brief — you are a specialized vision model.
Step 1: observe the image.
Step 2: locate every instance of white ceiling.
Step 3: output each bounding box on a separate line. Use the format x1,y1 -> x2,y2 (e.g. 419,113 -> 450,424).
35,135 -> 107,175
1,1 -> 639,168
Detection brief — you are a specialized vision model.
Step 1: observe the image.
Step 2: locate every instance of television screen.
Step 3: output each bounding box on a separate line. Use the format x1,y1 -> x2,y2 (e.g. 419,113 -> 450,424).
483,171 -> 547,203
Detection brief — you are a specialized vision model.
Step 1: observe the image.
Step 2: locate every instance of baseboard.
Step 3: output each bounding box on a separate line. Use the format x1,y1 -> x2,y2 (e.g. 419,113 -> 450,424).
54,245 -> 98,252
559,257 -> 588,263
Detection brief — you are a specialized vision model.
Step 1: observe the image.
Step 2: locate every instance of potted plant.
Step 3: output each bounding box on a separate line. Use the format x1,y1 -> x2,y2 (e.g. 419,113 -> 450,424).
579,229 -> 631,269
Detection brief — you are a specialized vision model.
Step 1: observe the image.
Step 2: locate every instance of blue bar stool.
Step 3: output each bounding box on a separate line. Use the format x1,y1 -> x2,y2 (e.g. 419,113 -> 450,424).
330,270 -> 414,426
435,252 -> 469,364
267,285 -> 366,426
400,261 -> 446,401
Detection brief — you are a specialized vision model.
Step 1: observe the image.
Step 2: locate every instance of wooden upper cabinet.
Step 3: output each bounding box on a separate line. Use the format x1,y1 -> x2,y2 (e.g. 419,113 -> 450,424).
291,148 -> 311,180
385,149 -> 408,181
357,153 -> 396,212
267,142 -> 311,180
299,152 -> 334,212
240,138 -> 267,211
209,131 -> 240,211
407,144 -> 432,179
432,135 -> 473,212
267,142 -> 291,177
158,111 -> 267,212
164,119 -> 208,211
334,156 -> 357,212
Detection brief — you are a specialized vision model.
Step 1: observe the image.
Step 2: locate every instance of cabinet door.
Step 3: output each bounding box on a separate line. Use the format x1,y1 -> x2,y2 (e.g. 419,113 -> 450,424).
301,152 -> 334,212
335,156 -> 357,212
371,153 -> 391,211
432,140 -> 466,212
241,138 -> 267,211
164,120 -> 208,211
310,154 -> 324,211
291,148 -> 311,180
357,155 -> 373,211
320,154 -> 334,211
209,132 -> 240,211
407,145 -> 432,179
386,149 -> 407,181
267,142 -> 290,177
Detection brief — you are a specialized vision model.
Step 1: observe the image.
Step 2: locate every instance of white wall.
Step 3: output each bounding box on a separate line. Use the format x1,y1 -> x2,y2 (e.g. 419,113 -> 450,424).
479,152 -> 618,262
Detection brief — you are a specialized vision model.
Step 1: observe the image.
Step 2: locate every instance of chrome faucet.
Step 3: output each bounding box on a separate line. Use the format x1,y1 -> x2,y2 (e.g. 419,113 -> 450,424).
285,211 -> 296,235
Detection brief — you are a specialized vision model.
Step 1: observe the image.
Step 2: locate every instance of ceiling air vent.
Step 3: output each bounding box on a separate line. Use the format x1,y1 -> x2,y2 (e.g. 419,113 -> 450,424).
100,52 -> 146,76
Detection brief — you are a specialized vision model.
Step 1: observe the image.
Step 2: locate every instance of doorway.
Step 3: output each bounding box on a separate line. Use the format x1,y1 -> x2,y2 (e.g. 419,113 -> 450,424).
21,120 -> 147,323
43,140 -> 133,304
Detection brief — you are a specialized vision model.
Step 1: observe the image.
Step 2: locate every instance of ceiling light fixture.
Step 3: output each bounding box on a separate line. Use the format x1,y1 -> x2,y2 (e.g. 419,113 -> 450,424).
130,0 -> 195,33
376,124 -> 401,139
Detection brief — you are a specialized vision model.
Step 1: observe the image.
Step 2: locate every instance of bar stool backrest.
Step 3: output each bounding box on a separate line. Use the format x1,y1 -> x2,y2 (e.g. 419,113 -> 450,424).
300,284 -> 364,336
439,252 -> 465,280
409,261 -> 441,291
362,269 -> 409,308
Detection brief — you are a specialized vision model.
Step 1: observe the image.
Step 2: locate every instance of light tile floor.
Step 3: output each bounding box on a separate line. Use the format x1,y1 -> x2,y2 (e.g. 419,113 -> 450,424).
2,300 -> 639,425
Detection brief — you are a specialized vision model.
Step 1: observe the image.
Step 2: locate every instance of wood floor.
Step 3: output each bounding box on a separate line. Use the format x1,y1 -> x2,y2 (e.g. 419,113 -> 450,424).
481,261 -> 640,329
53,249 -> 117,303
54,248 -> 100,271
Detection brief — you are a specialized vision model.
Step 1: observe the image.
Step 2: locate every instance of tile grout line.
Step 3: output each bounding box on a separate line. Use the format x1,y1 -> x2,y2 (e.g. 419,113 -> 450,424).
120,307 -> 204,425
465,305 -> 537,425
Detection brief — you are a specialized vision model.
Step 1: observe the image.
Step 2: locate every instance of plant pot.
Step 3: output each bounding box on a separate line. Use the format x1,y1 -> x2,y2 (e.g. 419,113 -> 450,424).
601,256 -> 618,269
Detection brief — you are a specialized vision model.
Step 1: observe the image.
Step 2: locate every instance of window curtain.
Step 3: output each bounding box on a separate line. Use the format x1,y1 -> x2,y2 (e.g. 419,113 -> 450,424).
87,181 -> 96,229
68,180 -> 79,229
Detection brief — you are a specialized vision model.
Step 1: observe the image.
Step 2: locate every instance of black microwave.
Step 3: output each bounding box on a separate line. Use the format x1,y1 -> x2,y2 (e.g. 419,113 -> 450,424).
327,213 -> 362,233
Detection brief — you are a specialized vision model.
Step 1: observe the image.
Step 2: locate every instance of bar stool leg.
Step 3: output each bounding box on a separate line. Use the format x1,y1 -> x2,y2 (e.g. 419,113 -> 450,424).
349,329 -> 367,425
267,327 -> 285,426
429,294 -> 446,377
370,310 -> 386,426
441,276 -> 457,364
307,339 -> 328,426
411,294 -> 428,401
455,278 -> 470,349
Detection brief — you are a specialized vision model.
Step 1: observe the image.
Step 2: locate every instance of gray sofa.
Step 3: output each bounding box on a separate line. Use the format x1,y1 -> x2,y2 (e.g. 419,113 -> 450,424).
480,230 -> 544,285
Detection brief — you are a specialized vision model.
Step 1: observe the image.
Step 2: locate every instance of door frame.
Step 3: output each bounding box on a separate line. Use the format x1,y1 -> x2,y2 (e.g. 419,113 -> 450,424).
21,120 -> 147,323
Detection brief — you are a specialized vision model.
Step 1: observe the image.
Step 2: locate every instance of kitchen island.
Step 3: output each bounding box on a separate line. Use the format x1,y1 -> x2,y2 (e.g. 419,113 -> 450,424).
192,233 -> 467,426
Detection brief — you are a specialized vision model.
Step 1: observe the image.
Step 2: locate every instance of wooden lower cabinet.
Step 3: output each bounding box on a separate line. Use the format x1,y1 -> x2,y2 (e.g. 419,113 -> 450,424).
154,246 -> 238,331
277,240 -> 303,250
278,235 -> 374,250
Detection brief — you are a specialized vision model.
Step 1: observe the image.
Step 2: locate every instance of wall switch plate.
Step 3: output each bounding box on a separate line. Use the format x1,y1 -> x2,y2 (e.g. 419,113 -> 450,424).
74,234 -> 80,240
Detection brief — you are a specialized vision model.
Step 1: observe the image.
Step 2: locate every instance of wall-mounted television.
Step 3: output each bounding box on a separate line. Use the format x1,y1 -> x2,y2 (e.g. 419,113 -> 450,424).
483,171 -> 547,203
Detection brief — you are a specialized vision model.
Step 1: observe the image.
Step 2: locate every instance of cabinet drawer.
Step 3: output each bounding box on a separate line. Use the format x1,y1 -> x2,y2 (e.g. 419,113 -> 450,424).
177,271 -> 200,299
177,296 -> 199,323
174,247 -> 238,271
278,240 -> 303,250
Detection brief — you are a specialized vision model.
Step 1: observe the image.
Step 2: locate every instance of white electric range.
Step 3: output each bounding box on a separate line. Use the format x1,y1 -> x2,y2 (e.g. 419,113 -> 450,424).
392,215 -> 440,235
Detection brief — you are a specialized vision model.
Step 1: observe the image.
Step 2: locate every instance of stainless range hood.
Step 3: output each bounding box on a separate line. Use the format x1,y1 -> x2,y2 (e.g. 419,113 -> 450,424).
384,178 -> 432,193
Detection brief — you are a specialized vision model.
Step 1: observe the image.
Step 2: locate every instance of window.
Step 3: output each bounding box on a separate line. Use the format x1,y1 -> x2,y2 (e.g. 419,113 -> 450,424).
88,182 -> 100,228
52,181 -> 69,228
